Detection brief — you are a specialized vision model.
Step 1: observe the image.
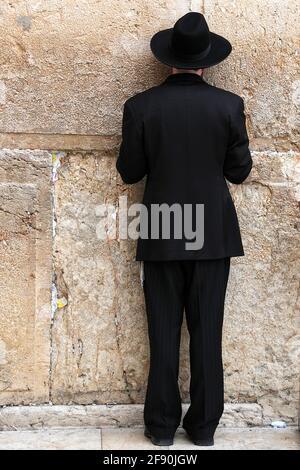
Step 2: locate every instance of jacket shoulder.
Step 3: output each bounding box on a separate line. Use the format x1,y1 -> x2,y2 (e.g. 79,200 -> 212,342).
124,86 -> 159,109
205,83 -> 244,106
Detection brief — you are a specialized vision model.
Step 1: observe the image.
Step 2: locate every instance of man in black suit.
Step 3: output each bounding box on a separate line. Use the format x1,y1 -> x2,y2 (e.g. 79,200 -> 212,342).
116,12 -> 252,447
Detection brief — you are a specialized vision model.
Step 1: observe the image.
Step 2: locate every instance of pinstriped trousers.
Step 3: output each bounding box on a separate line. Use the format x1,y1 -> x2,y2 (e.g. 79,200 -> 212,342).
143,258 -> 230,440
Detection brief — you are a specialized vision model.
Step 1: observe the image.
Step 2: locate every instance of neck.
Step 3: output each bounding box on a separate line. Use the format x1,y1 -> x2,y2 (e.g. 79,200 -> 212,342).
172,68 -> 203,77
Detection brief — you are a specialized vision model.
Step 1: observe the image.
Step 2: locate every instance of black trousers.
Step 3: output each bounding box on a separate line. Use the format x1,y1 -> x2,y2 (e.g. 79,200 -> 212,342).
143,258 -> 230,439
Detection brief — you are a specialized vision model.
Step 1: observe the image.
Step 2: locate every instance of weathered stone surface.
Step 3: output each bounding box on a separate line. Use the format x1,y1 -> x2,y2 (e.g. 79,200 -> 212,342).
223,151 -> 300,423
204,0 -> 300,150
220,403 -> 263,428
0,133 -> 120,152
0,428 -> 102,450
0,150 -> 52,405
0,426 -> 298,450
52,151 -> 300,424
51,152 -> 147,404
0,403 -> 263,430
0,1 -> 298,152
0,1 -> 298,429
0,0 -> 189,136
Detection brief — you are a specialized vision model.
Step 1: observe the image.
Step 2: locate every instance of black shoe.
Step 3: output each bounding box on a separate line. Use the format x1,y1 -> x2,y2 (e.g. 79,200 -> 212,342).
184,429 -> 214,447
192,437 -> 214,447
144,427 -> 174,446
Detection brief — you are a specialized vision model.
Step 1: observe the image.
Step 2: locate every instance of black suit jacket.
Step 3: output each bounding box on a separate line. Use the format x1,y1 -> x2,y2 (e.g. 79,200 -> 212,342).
116,73 -> 252,261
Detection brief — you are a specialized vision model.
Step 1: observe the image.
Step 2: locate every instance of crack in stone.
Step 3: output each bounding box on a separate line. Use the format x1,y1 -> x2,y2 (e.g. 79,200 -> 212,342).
0,206 -> 42,234
49,153 -> 58,404
110,249 -> 134,404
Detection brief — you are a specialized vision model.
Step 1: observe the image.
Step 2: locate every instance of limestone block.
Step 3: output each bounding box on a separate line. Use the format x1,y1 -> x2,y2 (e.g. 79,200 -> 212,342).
203,0 -> 300,149
0,403 -> 263,430
0,428 -> 102,450
51,152 -> 147,404
0,0 -> 298,151
0,149 -> 52,405
0,0 -> 190,136
223,151 -> 300,423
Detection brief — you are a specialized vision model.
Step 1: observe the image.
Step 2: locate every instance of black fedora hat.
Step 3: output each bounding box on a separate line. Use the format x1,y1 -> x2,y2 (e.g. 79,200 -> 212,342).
150,12 -> 232,69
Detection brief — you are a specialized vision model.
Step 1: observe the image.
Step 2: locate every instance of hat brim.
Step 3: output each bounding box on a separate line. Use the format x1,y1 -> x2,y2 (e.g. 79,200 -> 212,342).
150,28 -> 232,69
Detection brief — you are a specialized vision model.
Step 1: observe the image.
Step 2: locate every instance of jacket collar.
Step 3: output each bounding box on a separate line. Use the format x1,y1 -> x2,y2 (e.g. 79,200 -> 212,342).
162,73 -> 205,85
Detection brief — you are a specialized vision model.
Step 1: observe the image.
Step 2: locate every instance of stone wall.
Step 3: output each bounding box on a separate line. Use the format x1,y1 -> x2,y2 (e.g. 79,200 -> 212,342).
0,1 -> 299,424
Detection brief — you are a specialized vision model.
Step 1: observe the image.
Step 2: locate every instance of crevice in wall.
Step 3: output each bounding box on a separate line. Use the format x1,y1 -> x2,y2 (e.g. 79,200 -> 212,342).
49,151 -> 66,404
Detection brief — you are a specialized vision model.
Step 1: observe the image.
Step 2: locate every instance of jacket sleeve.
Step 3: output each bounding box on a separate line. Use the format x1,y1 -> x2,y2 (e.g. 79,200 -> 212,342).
116,100 -> 147,184
224,98 -> 252,184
